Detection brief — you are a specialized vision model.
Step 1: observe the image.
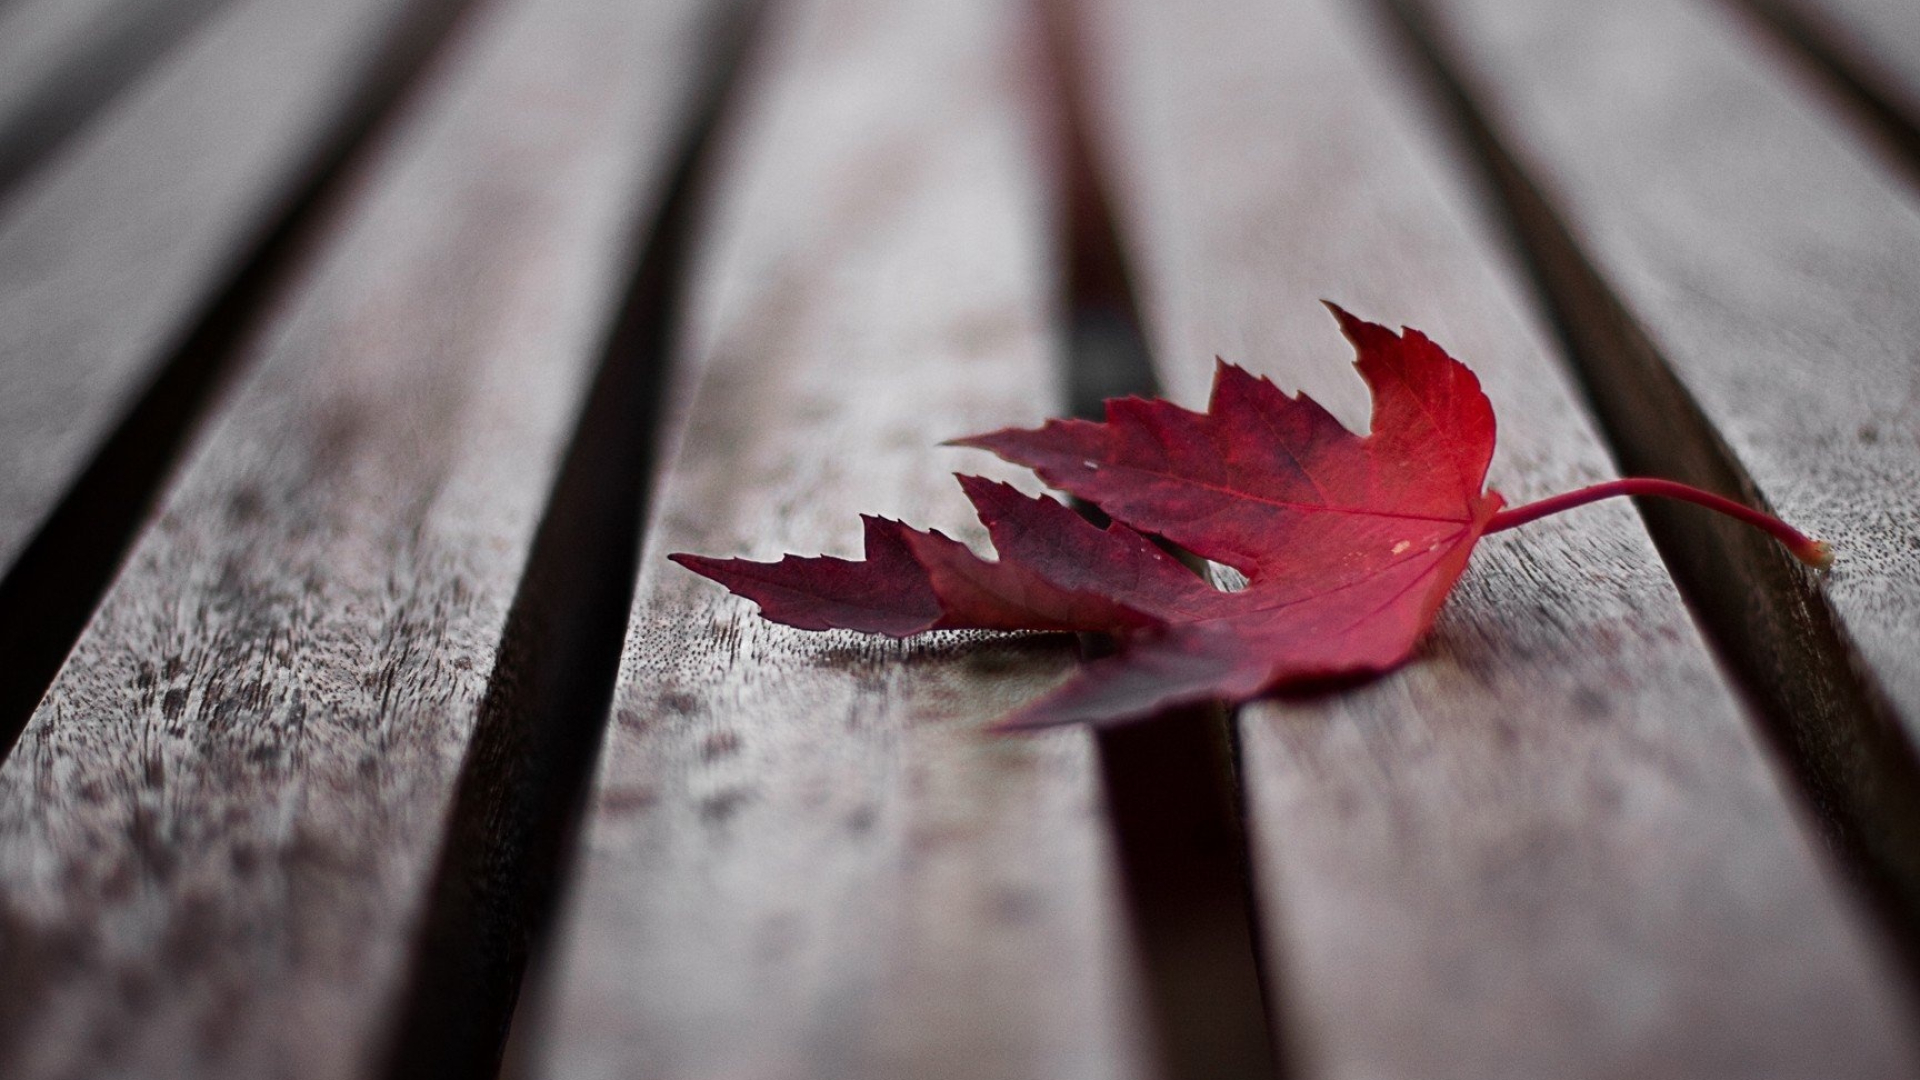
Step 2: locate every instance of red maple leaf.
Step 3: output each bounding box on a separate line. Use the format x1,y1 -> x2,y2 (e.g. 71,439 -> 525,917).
673,305 -> 1829,729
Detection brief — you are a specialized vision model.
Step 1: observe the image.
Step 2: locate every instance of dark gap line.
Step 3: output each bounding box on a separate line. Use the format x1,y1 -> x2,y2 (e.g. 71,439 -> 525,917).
1374,0 -> 1920,1003
0,0 -> 240,206
1041,3 -> 1282,1077
1717,0 -> 1920,192
0,0 -> 485,764
379,5 -> 767,1079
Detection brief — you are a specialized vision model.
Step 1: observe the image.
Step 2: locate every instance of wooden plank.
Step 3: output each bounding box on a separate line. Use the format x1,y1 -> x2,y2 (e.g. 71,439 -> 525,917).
1071,0 -> 1920,1075
0,0 -> 229,197
0,0 -> 714,1074
0,0 -> 437,580
1428,0 -> 1920,889
1723,0 -> 1920,187
1755,0 -> 1920,126
0,0 -> 176,138
512,0 -> 1156,1077
1439,0 -> 1920,737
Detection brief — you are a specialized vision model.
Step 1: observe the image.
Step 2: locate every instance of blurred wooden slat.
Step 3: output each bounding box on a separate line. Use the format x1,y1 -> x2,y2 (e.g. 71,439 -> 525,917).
0,0 -> 182,148
0,0 -> 716,1074
0,0 -> 231,198
0,0 -> 448,580
1748,0 -> 1920,133
1071,0 -> 1920,1075
0,0 -> 155,105
513,0 -> 1156,1077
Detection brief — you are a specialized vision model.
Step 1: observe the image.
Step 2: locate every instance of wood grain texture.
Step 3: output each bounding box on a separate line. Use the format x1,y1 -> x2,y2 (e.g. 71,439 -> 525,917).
1071,0 -> 1920,1075
512,0 -> 1156,1077
0,0 -> 713,1074
1432,0 -> 1920,826
0,0 -> 424,579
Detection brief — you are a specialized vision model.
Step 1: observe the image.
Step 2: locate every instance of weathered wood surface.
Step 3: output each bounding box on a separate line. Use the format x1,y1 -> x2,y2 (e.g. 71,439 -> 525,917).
513,0 -> 1156,1077
0,0 -> 716,1074
1443,0 -> 1920,748
0,0 -> 440,580
1428,0 -> 1920,866
1072,0 -> 1920,1075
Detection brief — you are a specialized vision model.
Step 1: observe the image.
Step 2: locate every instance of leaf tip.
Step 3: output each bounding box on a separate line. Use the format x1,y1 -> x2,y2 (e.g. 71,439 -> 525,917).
668,551 -> 734,587
951,471 -> 1007,503
1322,299 -> 1390,342
946,427 -> 1019,452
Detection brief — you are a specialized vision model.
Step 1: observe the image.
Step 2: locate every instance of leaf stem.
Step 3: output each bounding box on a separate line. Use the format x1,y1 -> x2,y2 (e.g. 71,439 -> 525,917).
1486,477 -> 1833,569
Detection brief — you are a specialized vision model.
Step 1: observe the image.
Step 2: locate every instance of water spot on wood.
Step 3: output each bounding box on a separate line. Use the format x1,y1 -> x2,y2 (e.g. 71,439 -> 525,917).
843,805 -> 877,835
230,844 -> 260,876
599,786 -> 658,817
989,887 -> 1044,926
160,895 -> 222,977
309,402 -> 370,471
98,859 -> 135,903
1493,716 -> 1520,748
226,486 -> 266,523
701,730 -> 742,761
131,810 -> 177,883
699,787 -> 752,824
115,967 -> 156,1010
1574,685 -> 1612,719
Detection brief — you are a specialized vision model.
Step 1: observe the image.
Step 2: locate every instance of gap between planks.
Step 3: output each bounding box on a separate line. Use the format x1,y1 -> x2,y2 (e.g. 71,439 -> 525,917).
384,4 -> 765,1076
1045,0 -> 1281,1072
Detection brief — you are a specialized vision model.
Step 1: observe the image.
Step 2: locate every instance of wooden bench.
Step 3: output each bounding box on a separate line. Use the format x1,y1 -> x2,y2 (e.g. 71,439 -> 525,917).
1,0 -> 1918,1076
